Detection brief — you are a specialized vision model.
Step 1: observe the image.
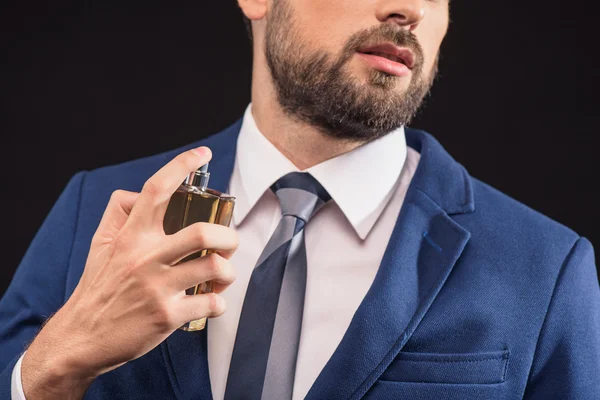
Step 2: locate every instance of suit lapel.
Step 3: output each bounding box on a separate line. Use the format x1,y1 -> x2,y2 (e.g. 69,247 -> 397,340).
305,129 -> 475,400
160,123 -> 475,400
161,119 -> 242,400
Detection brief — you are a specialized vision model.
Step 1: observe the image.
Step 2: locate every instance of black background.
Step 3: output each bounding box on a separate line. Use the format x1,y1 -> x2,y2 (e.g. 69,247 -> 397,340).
2,1 -> 599,296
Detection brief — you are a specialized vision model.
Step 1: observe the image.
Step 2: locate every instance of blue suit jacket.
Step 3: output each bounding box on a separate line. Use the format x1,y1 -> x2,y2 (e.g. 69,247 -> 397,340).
1,120 -> 599,399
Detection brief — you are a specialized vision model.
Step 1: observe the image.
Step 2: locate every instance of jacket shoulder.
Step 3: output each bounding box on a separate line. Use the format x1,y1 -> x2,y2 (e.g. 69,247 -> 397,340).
64,120 -> 240,240
465,176 -> 581,260
82,119 -> 241,193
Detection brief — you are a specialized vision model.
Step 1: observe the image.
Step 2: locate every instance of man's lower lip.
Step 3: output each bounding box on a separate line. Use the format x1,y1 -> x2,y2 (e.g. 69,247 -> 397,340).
356,52 -> 411,77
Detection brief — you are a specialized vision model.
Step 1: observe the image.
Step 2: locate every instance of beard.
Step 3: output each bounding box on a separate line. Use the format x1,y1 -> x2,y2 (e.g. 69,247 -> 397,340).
265,0 -> 438,142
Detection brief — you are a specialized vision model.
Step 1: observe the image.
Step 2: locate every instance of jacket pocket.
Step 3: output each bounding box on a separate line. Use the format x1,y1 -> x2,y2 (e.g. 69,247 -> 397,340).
379,349 -> 510,385
365,380 -> 507,400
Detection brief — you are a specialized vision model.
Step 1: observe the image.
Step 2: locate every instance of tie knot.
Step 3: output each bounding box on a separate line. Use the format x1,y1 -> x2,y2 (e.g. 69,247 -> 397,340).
270,172 -> 331,223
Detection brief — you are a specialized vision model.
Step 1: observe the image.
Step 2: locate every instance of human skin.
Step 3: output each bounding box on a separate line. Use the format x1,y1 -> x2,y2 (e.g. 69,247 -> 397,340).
21,147 -> 240,400
20,1 -> 449,398
239,0 -> 449,170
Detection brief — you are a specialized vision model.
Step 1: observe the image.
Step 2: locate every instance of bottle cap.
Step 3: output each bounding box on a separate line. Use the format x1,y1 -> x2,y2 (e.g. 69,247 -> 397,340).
184,163 -> 210,191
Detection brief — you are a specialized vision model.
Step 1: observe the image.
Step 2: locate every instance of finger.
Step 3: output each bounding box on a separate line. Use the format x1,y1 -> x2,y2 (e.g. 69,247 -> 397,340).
95,190 -> 140,238
160,222 -> 239,265
175,292 -> 227,325
129,146 -> 212,227
167,253 -> 236,293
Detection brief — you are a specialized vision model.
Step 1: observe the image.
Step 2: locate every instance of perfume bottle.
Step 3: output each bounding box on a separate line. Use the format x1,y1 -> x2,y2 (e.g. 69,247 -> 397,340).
163,163 -> 235,331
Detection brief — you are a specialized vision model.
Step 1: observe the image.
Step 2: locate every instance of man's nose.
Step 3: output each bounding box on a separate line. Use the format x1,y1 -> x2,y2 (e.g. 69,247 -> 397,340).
375,0 -> 426,31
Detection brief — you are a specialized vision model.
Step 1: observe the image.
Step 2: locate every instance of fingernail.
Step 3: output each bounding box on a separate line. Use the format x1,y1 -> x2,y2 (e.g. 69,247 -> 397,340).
192,146 -> 209,157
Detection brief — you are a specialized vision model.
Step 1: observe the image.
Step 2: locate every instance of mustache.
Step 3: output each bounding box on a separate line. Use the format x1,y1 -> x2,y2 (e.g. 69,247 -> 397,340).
341,24 -> 425,70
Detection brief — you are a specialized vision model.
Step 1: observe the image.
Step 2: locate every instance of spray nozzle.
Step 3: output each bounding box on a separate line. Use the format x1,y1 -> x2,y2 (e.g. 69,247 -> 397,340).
184,162 -> 210,191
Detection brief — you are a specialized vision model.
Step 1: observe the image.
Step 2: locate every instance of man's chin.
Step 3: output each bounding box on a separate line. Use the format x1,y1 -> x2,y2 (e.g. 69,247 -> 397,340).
348,65 -> 411,92
370,73 -> 412,91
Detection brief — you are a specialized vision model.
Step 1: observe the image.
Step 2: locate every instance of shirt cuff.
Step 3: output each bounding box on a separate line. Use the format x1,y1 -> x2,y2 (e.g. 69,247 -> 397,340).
11,351 -> 27,400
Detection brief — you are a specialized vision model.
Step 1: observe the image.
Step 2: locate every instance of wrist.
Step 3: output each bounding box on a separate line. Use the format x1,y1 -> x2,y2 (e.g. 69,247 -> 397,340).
21,309 -> 97,399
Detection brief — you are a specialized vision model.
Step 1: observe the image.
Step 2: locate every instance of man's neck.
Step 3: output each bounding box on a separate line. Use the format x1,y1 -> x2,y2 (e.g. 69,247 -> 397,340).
250,70 -> 366,171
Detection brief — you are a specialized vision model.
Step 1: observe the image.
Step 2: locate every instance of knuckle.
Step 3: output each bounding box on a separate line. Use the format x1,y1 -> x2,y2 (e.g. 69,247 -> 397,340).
122,252 -> 152,274
219,258 -> 236,283
205,253 -> 223,277
193,223 -> 209,245
142,179 -> 166,198
112,232 -> 133,252
228,262 -> 237,283
110,189 -> 125,202
230,229 -> 240,251
152,302 -> 175,330
206,292 -> 225,316
121,260 -> 143,282
143,283 -> 175,329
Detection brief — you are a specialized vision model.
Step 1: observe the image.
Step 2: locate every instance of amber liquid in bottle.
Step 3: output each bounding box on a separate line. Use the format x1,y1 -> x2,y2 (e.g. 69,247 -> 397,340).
163,167 -> 235,331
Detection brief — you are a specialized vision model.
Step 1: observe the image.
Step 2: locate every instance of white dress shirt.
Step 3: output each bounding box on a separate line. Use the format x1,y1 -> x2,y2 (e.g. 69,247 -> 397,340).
12,104 -> 420,399
208,105 -> 420,399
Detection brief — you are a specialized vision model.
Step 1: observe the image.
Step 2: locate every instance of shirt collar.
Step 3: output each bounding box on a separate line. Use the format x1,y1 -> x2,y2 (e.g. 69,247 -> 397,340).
231,103 -> 407,240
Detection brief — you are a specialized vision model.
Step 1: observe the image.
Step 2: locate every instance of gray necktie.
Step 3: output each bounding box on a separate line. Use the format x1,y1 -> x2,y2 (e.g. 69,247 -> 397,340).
224,172 -> 331,400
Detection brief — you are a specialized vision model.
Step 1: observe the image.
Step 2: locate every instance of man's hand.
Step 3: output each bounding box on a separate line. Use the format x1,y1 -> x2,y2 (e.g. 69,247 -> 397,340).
21,146 -> 239,400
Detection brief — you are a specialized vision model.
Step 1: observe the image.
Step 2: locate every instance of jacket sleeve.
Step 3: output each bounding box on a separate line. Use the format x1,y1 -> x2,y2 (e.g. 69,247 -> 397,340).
524,237 -> 600,399
0,172 -> 86,399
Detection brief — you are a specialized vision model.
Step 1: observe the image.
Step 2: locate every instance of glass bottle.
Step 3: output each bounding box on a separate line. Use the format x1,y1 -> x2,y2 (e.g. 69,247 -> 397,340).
163,163 -> 235,331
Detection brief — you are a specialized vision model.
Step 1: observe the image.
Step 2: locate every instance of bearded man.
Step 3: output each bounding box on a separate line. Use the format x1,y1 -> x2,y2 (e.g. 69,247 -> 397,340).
1,0 -> 599,399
